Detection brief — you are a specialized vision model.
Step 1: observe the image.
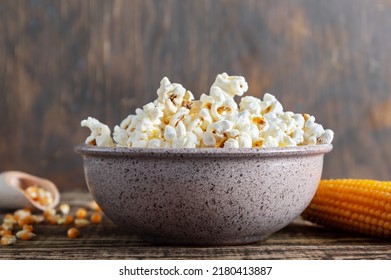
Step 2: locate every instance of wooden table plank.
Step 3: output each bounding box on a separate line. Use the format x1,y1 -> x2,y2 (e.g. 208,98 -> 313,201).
1,192 -> 391,260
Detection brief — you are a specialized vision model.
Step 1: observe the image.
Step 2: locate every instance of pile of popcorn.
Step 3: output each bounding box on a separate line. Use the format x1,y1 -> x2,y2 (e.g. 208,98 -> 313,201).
81,73 -> 334,148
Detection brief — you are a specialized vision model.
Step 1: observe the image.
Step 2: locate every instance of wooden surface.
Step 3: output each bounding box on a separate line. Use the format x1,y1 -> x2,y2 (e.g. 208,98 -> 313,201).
1,0 -> 391,190
1,192 -> 391,260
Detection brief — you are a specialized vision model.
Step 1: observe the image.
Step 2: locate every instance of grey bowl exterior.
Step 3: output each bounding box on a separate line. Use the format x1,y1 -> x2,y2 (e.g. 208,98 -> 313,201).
75,144 -> 332,245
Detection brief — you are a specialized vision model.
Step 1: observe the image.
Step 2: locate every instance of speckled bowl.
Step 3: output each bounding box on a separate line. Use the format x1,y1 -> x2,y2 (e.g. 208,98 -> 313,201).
75,144 -> 332,245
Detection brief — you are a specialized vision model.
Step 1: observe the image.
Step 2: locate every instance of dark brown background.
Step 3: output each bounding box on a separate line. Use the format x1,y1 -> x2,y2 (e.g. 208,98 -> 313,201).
1,0 -> 391,190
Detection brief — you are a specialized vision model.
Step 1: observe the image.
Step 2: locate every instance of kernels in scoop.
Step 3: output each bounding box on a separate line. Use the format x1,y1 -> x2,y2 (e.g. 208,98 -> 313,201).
67,227 -> 80,239
90,212 -> 102,224
1,235 -> 16,246
76,208 -> 87,219
25,185 -> 54,207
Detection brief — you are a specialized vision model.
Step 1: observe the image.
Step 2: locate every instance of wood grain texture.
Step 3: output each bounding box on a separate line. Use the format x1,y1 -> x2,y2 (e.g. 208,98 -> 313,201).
1,0 -> 391,189
1,192 -> 391,260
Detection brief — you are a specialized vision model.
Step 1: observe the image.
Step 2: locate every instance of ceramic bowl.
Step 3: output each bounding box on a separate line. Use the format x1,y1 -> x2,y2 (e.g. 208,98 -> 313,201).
75,144 -> 332,245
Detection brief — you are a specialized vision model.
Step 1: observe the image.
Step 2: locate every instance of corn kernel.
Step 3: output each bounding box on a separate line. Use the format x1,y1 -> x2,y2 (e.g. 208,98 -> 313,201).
43,208 -> 56,218
16,230 -> 36,241
67,227 -> 80,239
4,213 -> 16,224
0,230 -> 12,237
74,218 -> 90,227
32,215 -> 45,224
76,208 -> 87,219
18,215 -> 34,227
57,215 -> 74,225
23,225 -> 33,232
59,204 -> 70,215
1,222 -> 14,231
1,235 -> 16,246
14,209 -> 31,221
88,201 -> 102,212
90,212 -> 102,224
46,214 -> 61,225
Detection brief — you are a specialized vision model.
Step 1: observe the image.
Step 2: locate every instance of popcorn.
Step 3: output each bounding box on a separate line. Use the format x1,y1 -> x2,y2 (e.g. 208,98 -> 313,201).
317,129 -> 334,145
262,93 -> 284,115
81,73 -> 334,148
81,117 -> 114,147
224,138 -> 239,148
156,77 -> 188,114
164,125 -> 177,142
238,134 -> 253,148
211,72 -> 249,98
113,125 -> 128,146
239,96 -> 262,115
202,131 -> 216,147
210,99 -> 238,121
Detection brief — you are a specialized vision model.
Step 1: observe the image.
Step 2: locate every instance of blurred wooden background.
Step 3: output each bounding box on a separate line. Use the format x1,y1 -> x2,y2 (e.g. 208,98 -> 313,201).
1,0 -> 391,190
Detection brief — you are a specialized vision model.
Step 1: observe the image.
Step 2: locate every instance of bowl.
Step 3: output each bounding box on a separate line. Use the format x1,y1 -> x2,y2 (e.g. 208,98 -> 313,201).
75,143 -> 332,245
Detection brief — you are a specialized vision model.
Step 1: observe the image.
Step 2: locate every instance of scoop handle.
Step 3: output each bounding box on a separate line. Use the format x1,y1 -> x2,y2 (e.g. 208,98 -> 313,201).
0,172 -> 33,209
0,171 -> 60,211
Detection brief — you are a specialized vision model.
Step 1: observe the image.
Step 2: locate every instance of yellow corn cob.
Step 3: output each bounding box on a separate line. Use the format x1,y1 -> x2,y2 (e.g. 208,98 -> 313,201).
302,179 -> 391,238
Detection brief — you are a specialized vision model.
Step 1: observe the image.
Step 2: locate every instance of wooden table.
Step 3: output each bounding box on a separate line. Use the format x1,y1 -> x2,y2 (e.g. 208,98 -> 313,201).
1,192 -> 390,260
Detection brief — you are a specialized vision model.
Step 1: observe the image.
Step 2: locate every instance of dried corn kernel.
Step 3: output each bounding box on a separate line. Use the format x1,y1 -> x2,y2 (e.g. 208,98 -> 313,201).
57,215 -> 74,225
32,215 -> 45,224
90,212 -> 102,224
59,204 -> 70,215
16,229 -> 36,241
18,215 -> 33,226
76,208 -> 87,219
74,218 -> 90,227
1,222 -> 14,231
4,213 -> 16,224
43,208 -> 56,218
46,214 -> 61,225
1,235 -> 16,246
23,225 -> 33,232
88,201 -> 102,212
0,230 -> 12,237
67,227 -> 80,239
14,209 -> 31,221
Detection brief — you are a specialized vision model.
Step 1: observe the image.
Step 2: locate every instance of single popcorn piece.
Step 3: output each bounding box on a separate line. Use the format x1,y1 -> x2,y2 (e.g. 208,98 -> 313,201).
210,72 -> 249,98
317,129 -> 334,144
156,77 -> 188,114
224,138 -> 239,148
239,96 -> 263,115
81,73 -> 334,148
81,117 -> 114,147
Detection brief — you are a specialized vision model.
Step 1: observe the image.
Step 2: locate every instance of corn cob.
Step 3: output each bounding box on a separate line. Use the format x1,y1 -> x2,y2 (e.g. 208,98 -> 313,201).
302,179 -> 391,238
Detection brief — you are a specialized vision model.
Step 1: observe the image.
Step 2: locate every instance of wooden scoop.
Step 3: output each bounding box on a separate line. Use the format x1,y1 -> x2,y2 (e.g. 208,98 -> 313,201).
0,171 -> 60,211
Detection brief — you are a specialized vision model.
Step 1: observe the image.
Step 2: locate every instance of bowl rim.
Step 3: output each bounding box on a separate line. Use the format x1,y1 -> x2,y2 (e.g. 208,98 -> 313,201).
74,143 -> 332,158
